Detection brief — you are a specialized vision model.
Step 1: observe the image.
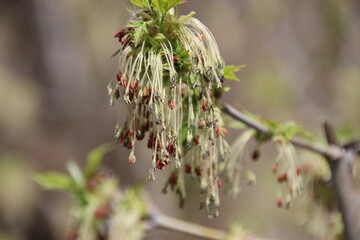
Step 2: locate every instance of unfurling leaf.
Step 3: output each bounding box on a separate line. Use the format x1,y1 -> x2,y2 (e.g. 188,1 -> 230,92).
130,0 -> 150,8
67,162 -> 85,187
85,143 -> 114,178
151,0 -> 185,14
33,172 -> 74,191
179,11 -> 196,22
224,65 -> 245,81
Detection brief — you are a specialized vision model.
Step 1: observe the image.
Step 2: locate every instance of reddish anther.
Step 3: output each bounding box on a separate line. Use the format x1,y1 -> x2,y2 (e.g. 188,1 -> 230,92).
147,133 -> 155,149
169,174 -> 178,186
156,160 -> 167,170
166,140 -> 176,155
201,101 -> 208,111
95,203 -> 110,219
86,176 -> 101,191
252,149 -> 260,161
214,126 -> 228,137
185,164 -> 191,174
192,136 -> 200,145
168,99 -> 175,110
195,167 -> 201,176
173,56 -> 179,64
114,30 -> 126,39
117,73 -> 123,83
277,173 -> 288,183
217,179 -> 223,188
276,198 -> 283,208
114,89 -> 120,99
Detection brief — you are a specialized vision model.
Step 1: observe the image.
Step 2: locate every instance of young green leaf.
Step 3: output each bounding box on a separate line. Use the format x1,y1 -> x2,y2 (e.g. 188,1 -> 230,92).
227,120 -> 246,130
67,162 -> 85,187
151,0 -> 184,14
85,143 -> 114,178
224,65 -> 245,81
127,21 -> 147,28
130,0 -> 150,8
179,11 -> 196,22
33,172 -> 74,191
130,22 -> 148,46
154,33 -> 166,41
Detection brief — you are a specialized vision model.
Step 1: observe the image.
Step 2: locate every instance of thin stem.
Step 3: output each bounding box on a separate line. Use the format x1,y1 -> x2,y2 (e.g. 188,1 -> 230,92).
151,210 -> 226,240
148,209 -> 280,240
221,102 -> 344,160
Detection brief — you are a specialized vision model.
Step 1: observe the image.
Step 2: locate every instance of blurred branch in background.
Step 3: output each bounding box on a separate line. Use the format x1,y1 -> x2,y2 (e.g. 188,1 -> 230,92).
34,145 -> 281,240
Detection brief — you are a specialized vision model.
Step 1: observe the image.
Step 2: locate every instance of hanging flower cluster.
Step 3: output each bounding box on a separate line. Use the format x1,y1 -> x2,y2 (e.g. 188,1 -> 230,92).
272,139 -> 303,208
108,0 -> 235,217
267,121 -> 305,208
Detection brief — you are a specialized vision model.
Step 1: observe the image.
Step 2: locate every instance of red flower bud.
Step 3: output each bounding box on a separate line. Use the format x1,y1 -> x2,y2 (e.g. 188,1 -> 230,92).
169,174 -> 178,186
86,176 -> 100,191
277,173 -> 288,183
117,73 -> 122,82
214,126 -> 228,137
185,164 -> 191,174
95,203 -> 110,219
251,149 -> 260,161
195,167 -> 201,176
201,101 -> 208,111
114,30 -> 126,40
173,56 -> 179,64
192,136 -> 200,145
217,179 -> 223,188
114,89 -> 120,99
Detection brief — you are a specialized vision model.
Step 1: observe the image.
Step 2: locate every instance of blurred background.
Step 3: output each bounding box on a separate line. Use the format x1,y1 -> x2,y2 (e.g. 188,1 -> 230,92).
0,0 -> 359,239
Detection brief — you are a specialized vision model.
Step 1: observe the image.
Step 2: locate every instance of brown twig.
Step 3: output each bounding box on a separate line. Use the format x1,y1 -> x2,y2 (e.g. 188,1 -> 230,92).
221,102 -> 344,160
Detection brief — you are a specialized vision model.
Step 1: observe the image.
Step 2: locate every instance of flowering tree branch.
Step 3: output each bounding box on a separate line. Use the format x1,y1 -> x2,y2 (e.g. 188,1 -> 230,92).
221,103 -> 344,160
222,102 -> 360,240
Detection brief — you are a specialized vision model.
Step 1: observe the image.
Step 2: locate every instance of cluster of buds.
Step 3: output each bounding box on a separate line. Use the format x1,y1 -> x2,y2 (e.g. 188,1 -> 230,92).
66,174 -> 147,240
108,2 -> 231,217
